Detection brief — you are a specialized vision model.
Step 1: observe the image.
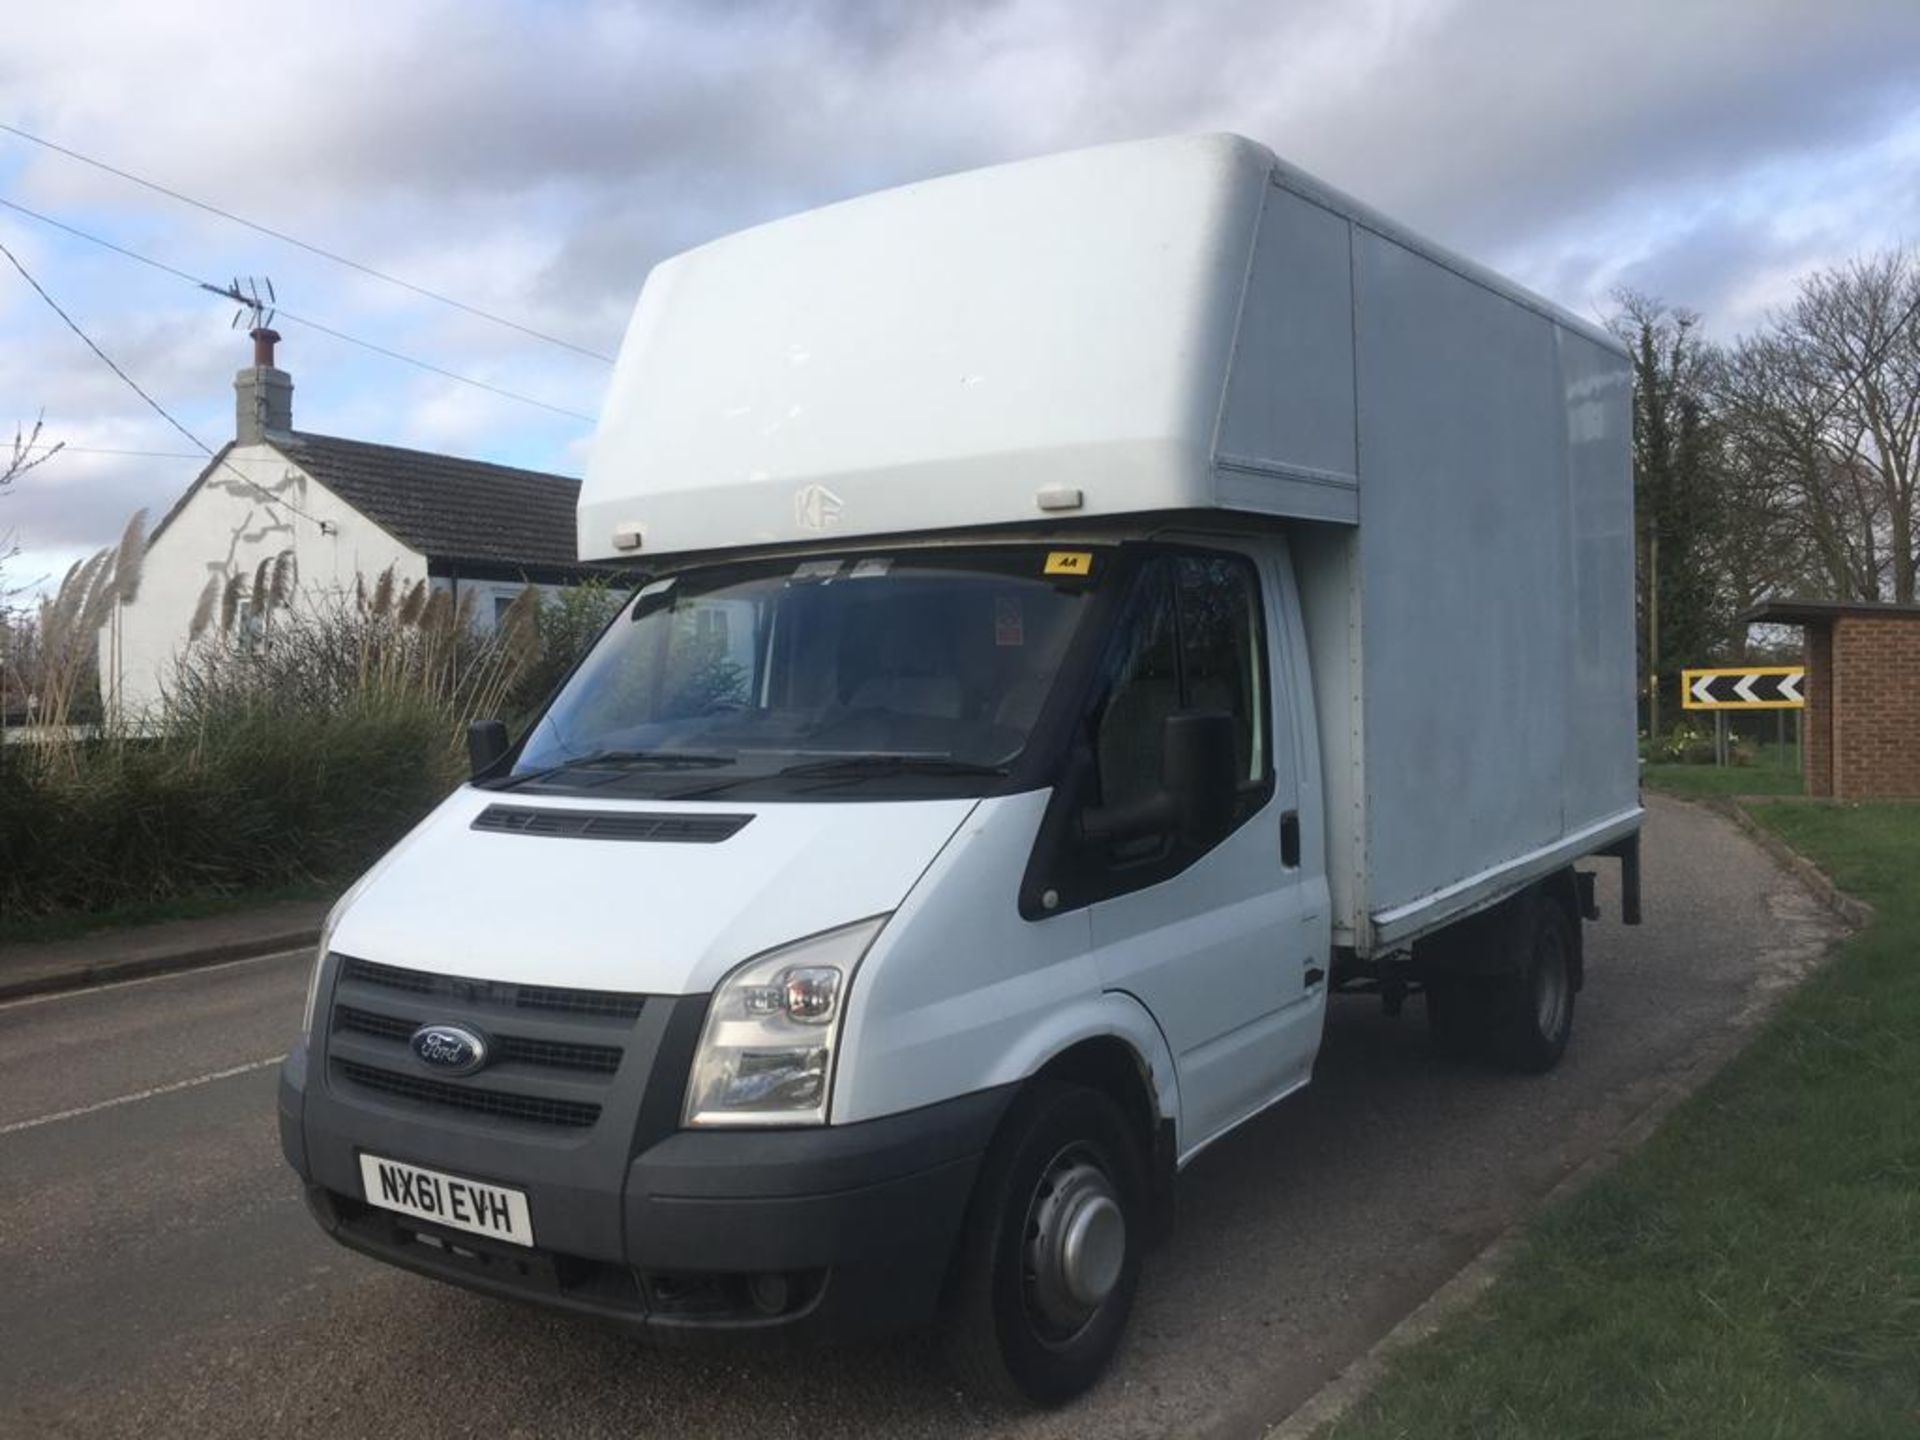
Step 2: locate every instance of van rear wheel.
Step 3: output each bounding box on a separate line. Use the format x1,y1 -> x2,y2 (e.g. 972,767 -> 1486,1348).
940,1081 -> 1144,1406
1486,896 -> 1577,1072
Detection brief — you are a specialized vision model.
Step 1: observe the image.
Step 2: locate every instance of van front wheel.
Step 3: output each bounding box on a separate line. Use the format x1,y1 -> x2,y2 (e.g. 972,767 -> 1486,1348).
941,1081 -> 1144,1406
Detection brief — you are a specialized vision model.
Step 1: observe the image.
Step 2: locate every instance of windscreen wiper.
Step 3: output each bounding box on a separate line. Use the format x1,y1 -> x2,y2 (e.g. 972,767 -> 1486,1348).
777,755 -> 1010,779
501,749 -> 738,787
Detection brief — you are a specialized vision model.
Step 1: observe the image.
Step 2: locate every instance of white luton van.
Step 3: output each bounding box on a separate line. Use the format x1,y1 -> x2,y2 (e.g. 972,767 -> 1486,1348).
280,133 -> 1642,1404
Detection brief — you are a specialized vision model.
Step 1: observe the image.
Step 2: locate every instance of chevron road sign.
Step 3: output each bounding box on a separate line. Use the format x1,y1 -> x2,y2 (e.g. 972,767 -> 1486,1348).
1681,666 -> 1805,710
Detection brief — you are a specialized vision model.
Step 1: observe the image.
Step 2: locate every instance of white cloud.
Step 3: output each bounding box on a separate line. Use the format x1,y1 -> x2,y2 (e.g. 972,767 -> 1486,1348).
2,0 -> 1918,594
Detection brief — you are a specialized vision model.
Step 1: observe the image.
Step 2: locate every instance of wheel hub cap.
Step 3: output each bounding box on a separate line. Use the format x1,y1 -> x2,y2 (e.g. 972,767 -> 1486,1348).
1060,1191 -> 1125,1308
1024,1153 -> 1126,1335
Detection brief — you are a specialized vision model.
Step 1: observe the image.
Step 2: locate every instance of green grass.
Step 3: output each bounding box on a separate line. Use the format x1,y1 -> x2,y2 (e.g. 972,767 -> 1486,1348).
1328,801 -> 1920,1440
0,878 -> 338,947
1641,760 -> 1804,799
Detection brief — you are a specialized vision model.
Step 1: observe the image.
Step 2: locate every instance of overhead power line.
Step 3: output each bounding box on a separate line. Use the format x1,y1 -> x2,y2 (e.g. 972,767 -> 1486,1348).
0,195 -> 596,423
0,120 -> 615,364
0,236 -> 326,527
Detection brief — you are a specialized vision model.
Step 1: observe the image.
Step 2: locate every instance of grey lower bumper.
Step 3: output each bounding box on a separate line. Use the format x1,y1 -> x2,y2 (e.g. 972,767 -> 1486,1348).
280,1035 -> 1013,1336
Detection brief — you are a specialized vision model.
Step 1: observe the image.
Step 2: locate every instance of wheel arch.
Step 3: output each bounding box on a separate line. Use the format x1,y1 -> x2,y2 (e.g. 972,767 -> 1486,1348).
985,1003 -> 1180,1245
1415,867 -> 1585,989
1537,867 -> 1586,990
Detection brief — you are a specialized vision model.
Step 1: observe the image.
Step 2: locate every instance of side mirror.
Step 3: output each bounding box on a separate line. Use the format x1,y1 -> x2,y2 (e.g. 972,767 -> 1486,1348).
1080,709 -> 1238,844
1161,710 -> 1238,841
467,719 -> 510,780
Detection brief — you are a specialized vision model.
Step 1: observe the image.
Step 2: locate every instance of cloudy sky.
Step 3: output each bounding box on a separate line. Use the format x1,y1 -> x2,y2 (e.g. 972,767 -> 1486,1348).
2,0 -> 1917,596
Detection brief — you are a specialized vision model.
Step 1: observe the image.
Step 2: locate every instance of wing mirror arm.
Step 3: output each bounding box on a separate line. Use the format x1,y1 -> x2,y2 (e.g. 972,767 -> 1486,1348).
467,719 -> 511,780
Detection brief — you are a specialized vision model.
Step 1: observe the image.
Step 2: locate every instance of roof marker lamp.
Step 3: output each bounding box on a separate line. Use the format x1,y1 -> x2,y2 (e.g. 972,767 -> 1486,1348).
685,915 -> 887,1127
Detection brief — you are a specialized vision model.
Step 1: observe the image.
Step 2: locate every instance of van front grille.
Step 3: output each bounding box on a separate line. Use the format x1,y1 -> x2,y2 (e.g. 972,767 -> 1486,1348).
323,956 -> 647,1134
340,957 -> 645,1021
334,1006 -> 415,1042
342,957 -> 436,995
335,1060 -> 602,1129
495,1034 -> 623,1074
333,1006 -> 624,1075
512,984 -> 646,1021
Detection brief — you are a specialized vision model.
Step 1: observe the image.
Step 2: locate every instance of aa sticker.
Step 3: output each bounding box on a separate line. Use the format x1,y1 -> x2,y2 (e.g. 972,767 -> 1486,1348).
1044,551 -> 1092,576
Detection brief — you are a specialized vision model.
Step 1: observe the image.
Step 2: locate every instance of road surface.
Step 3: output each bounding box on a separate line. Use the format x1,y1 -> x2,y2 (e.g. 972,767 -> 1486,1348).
0,796 -> 1841,1438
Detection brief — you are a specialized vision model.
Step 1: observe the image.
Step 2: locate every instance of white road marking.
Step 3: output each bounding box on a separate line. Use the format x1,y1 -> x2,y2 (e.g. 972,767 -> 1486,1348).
0,1055 -> 286,1136
0,948 -> 309,1013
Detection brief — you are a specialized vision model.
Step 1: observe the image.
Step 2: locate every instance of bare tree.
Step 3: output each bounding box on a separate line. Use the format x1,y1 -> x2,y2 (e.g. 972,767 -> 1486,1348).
1781,251 -> 1920,601
1718,332 -> 1885,602
1,413 -> 64,598
2,412 -> 62,490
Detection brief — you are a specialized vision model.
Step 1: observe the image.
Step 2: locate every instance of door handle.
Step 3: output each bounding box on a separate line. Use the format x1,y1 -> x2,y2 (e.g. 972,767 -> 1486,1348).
1280,809 -> 1301,869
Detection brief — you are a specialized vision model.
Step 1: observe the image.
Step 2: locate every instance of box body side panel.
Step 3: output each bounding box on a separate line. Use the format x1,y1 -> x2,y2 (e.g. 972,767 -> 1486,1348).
1349,229 -> 1636,939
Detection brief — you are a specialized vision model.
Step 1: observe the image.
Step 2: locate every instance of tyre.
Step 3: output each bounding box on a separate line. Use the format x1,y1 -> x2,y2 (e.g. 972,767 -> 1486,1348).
1484,895 -> 1577,1073
940,1081 -> 1145,1406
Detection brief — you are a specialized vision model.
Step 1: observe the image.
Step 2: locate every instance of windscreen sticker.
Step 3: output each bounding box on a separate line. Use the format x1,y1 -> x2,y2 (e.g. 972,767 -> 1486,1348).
995,596 -> 1025,647
791,559 -> 843,583
1044,550 -> 1093,577
849,558 -> 893,579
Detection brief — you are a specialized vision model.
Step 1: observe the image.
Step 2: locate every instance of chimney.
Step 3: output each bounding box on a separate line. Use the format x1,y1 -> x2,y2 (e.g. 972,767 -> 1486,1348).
234,327 -> 293,444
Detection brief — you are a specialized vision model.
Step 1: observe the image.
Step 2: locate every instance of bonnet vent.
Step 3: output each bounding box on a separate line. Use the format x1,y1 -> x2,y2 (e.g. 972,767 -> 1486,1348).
472,805 -> 752,844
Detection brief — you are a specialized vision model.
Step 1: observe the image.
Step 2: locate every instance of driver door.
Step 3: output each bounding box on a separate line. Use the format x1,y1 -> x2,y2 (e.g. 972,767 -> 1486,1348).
1076,548 -> 1325,1156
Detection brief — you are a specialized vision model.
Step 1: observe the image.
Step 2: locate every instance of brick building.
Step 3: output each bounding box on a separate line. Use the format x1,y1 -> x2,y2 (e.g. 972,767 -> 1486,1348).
1745,599 -> 1920,800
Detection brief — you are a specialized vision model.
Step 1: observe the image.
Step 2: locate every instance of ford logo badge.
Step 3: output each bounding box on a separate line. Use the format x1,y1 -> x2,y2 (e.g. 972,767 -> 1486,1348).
410,1023 -> 488,1076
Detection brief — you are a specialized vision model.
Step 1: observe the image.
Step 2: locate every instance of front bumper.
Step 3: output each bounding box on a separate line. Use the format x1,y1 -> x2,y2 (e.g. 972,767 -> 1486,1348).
279,1034 -> 1012,1337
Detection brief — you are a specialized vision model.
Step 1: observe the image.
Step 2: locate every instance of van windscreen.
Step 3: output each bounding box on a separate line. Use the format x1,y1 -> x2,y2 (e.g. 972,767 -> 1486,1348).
509,548 -> 1104,797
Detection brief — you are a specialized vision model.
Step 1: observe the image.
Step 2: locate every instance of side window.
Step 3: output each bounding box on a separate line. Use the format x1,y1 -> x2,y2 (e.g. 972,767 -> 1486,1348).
1024,547 -> 1275,917
1174,555 -> 1266,783
1090,561 -> 1181,813
1085,551 -> 1269,831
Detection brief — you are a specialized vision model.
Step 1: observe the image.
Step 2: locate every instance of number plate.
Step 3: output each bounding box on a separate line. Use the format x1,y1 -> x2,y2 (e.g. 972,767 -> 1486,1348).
358,1153 -> 534,1248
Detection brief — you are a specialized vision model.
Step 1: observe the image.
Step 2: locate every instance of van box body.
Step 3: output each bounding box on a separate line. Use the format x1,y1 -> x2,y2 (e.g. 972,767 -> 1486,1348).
579,133 -> 1639,955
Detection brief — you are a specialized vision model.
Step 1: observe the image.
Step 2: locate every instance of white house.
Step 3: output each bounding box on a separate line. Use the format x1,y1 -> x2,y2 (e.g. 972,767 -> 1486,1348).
101,331 -> 614,718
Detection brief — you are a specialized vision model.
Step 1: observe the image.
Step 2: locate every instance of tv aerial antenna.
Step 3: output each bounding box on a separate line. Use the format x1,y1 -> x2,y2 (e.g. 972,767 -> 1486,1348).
200,274 -> 276,330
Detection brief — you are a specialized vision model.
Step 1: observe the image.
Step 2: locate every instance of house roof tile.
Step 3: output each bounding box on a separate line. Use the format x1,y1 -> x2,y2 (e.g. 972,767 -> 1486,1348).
275,430 -> 584,570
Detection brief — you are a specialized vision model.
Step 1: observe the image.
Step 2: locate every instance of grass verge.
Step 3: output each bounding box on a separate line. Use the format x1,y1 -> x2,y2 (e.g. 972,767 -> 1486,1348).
1640,759 -> 1804,799
0,879 -> 338,947
1326,800 -> 1920,1440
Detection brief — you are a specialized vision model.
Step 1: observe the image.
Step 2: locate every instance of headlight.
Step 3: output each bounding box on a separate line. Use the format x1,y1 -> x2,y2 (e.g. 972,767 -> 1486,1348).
300,902 -> 347,1037
684,915 -> 887,1127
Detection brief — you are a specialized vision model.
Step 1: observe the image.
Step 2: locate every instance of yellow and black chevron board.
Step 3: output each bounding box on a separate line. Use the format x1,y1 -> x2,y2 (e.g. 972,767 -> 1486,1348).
1680,666 -> 1805,710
